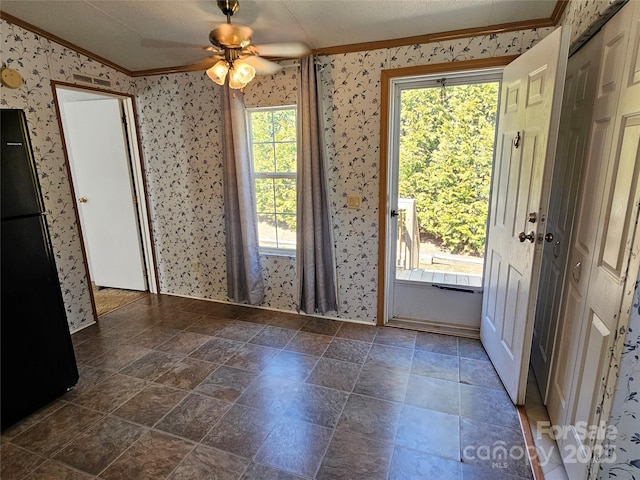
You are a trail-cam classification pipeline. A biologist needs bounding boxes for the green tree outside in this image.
[399,83,499,255]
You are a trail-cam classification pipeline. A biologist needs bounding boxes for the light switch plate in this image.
[346,194,361,209]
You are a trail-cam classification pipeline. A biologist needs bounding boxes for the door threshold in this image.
[388,317,480,339]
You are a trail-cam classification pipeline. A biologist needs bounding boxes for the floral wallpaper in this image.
[0,20,131,332]
[598,272,640,480]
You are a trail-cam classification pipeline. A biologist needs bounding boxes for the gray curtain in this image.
[222,89,265,305]
[297,56,338,314]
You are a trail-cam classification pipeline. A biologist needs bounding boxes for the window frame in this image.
[246,104,298,255]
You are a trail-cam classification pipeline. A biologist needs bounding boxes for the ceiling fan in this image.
[148,0,310,89]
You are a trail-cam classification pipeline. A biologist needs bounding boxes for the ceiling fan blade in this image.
[252,42,310,58]
[141,38,211,50]
[188,55,224,70]
[241,56,282,75]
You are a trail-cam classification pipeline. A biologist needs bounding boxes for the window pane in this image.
[251,111,274,143]
[274,178,296,215]
[273,109,296,142]
[276,214,296,249]
[257,213,278,249]
[255,178,275,214]
[275,142,297,172]
[253,143,275,173]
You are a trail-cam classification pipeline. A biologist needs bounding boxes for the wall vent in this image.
[72,72,112,89]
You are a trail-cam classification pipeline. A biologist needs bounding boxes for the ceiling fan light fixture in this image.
[207,59,229,85]
[233,62,255,84]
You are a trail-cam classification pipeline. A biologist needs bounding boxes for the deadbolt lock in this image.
[528,212,537,223]
[78,197,88,203]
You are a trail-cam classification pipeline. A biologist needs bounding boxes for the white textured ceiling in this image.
[0,0,558,72]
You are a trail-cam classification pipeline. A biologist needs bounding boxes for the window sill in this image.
[259,250,296,259]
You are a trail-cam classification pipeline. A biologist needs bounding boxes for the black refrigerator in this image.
[1,109,78,429]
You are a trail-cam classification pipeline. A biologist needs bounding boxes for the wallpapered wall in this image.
[0,21,134,331]
[1,0,638,471]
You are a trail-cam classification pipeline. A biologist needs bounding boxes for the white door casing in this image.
[547,2,640,477]
[62,98,148,291]
[531,29,603,403]
[481,27,570,404]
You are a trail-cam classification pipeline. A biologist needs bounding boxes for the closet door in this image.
[548,2,640,478]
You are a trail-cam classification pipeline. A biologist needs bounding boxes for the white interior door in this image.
[530,30,603,402]
[62,98,147,291]
[548,3,640,477]
[481,27,570,404]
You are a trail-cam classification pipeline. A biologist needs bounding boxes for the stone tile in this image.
[374,328,417,349]
[73,335,122,364]
[461,463,526,480]
[405,374,460,416]
[458,337,490,361]
[460,418,533,479]
[53,416,144,475]
[127,327,179,349]
[154,357,218,390]
[155,393,231,442]
[262,351,320,382]
[265,312,308,331]
[395,404,460,460]
[389,446,462,480]
[189,337,243,364]
[185,317,231,336]
[353,362,409,402]
[323,338,371,364]
[255,417,333,478]
[335,322,378,343]
[24,461,94,480]
[225,343,280,372]
[336,394,402,443]
[241,463,305,479]
[237,307,280,324]
[0,443,45,480]
[306,357,361,392]
[284,331,332,356]
[460,383,520,429]
[414,332,458,356]
[459,357,503,390]
[113,384,187,426]
[72,373,147,413]
[316,429,394,480]
[12,404,104,456]
[236,374,301,416]
[155,331,212,356]
[195,365,258,402]
[365,344,414,372]
[168,444,249,479]
[250,325,297,349]
[119,351,181,381]
[85,342,151,371]
[411,349,460,382]
[285,384,348,428]
[301,317,342,336]
[154,310,203,330]
[62,365,114,403]
[1,400,67,440]
[202,404,280,458]
[186,300,249,319]
[100,430,194,480]
[216,320,264,342]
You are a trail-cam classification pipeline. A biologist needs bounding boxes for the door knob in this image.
[518,231,535,243]
[545,233,554,242]
[78,197,88,203]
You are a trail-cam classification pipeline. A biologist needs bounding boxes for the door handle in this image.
[544,233,554,242]
[78,197,88,203]
[390,210,399,217]
[518,231,535,243]
[553,241,561,258]
[572,262,582,282]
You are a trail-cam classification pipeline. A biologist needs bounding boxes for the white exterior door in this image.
[548,2,640,477]
[530,30,603,402]
[481,27,570,404]
[62,98,147,291]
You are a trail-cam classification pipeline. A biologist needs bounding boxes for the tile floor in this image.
[1,294,533,479]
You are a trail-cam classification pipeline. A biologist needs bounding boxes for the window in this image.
[248,106,297,252]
